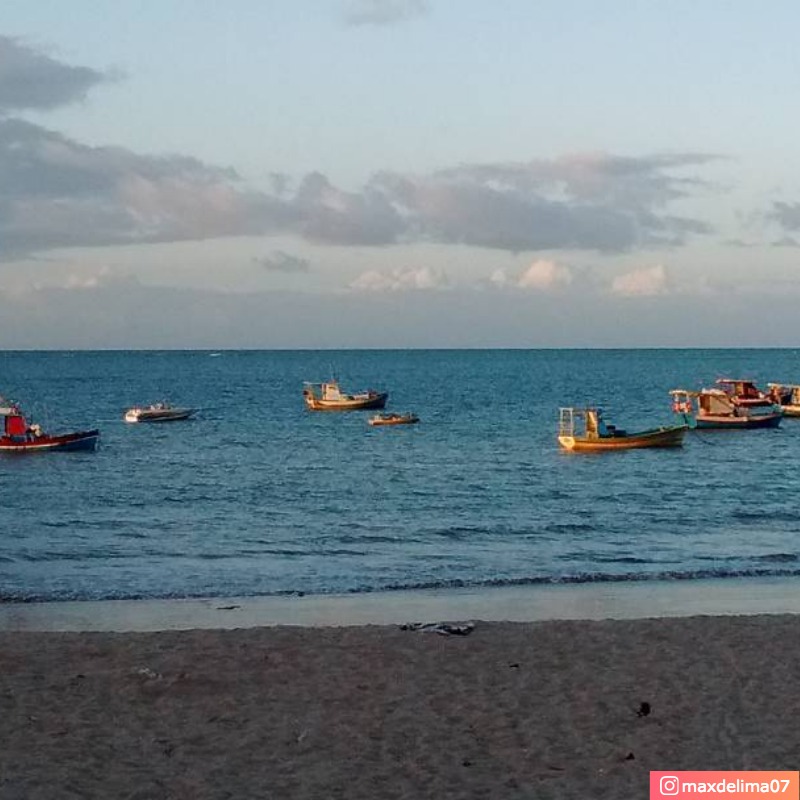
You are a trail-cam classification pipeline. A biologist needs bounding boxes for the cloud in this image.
[490,259,573,291]
[767,201,800,232]
[367,152,716,253]
[349,266,448,292]
[517,259,573,291]
[610,265,669,297]
[342,0,430,26]
[254,250,310,273]
[0,120,719,261]
[293,171,405,245]
[0,37,720,261]
[0,36,112,112]
[4,280,799,349]
[771,236,800,248]
[0,117,292,259]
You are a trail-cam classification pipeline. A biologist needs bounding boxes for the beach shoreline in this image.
[1,574,799,632]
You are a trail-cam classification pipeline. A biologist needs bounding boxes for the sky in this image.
[2,0,800,348]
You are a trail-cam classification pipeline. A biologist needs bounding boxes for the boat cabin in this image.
[303,382,346,402]
[714,378,773,407]
[1,403,31,441]
[559,407,622,439]
[700,391,735,415]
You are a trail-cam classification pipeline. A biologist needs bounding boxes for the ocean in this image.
[1,348,799,603]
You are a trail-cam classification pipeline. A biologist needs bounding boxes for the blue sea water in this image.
[1,348,800,603]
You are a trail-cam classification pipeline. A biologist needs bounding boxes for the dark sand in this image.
[2,614,799,799]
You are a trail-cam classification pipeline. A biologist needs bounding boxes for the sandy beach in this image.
[2,613,799,799]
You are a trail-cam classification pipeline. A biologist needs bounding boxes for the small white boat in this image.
[124,403,195,423]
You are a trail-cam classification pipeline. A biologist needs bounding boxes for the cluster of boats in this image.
[0,399,196,454]
[5,373,796,455]
[1,378,411,454]
[559,378,800,452]
[302,380,419,426]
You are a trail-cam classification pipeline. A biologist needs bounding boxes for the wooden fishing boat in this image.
[557,407,687,452]
[714,378,774,408]
[669,388,782,429]
[0,400,99,453]
[303,381,387,411]
[767,383,800,417]
[368,412,419,427]
[124,402,195,423]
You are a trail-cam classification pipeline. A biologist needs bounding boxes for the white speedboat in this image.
[124,403,195,423]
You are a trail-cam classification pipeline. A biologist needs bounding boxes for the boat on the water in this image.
[0,399,99,453]
[669,387,782,429]
[124,403,195,423]
[767,383,800,417]
[714,378,774,409]
[303,381,388,411]
[368,412,419,427]
[557,407,687,451]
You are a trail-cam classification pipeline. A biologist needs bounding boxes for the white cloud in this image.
[349,266,448,292]
[32,266,139,292]
[610,264,669,297]
[488,260,572,291]
[517,259,573,291]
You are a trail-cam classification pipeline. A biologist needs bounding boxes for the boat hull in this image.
[125,408,195,423]
[0,429,100,453]
[688,412,783,429]
[368,414,419,426]
[305,393,388,411]
[558,425,688,451]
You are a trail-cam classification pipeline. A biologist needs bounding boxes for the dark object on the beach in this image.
[462,760,472,767]
[399,622,475,636]
[637,701,651,717]
[624,752,635,760]
[508,662,520,669]
[216,605,241,611]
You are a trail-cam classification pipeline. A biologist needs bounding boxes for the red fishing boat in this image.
[0,400,99,453]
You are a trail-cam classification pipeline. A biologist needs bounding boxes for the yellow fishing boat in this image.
[557,407,687,452]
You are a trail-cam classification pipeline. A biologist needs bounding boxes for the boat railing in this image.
[558,407,577,437]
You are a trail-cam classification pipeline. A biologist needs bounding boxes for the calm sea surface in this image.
[2,349,800,602]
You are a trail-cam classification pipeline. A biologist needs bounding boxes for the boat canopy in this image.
[715,379,763,398]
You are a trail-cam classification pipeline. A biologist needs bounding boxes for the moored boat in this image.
[0,400,99,453]
[557,407,687,451]
[669,388,782,429]
[368,412,419,427]
[767,383,800,417]
[303,381,387,411]
[714,378,774,408]
[124,403,195,423]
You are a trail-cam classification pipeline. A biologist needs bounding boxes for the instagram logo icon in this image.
[659,775,680,796]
